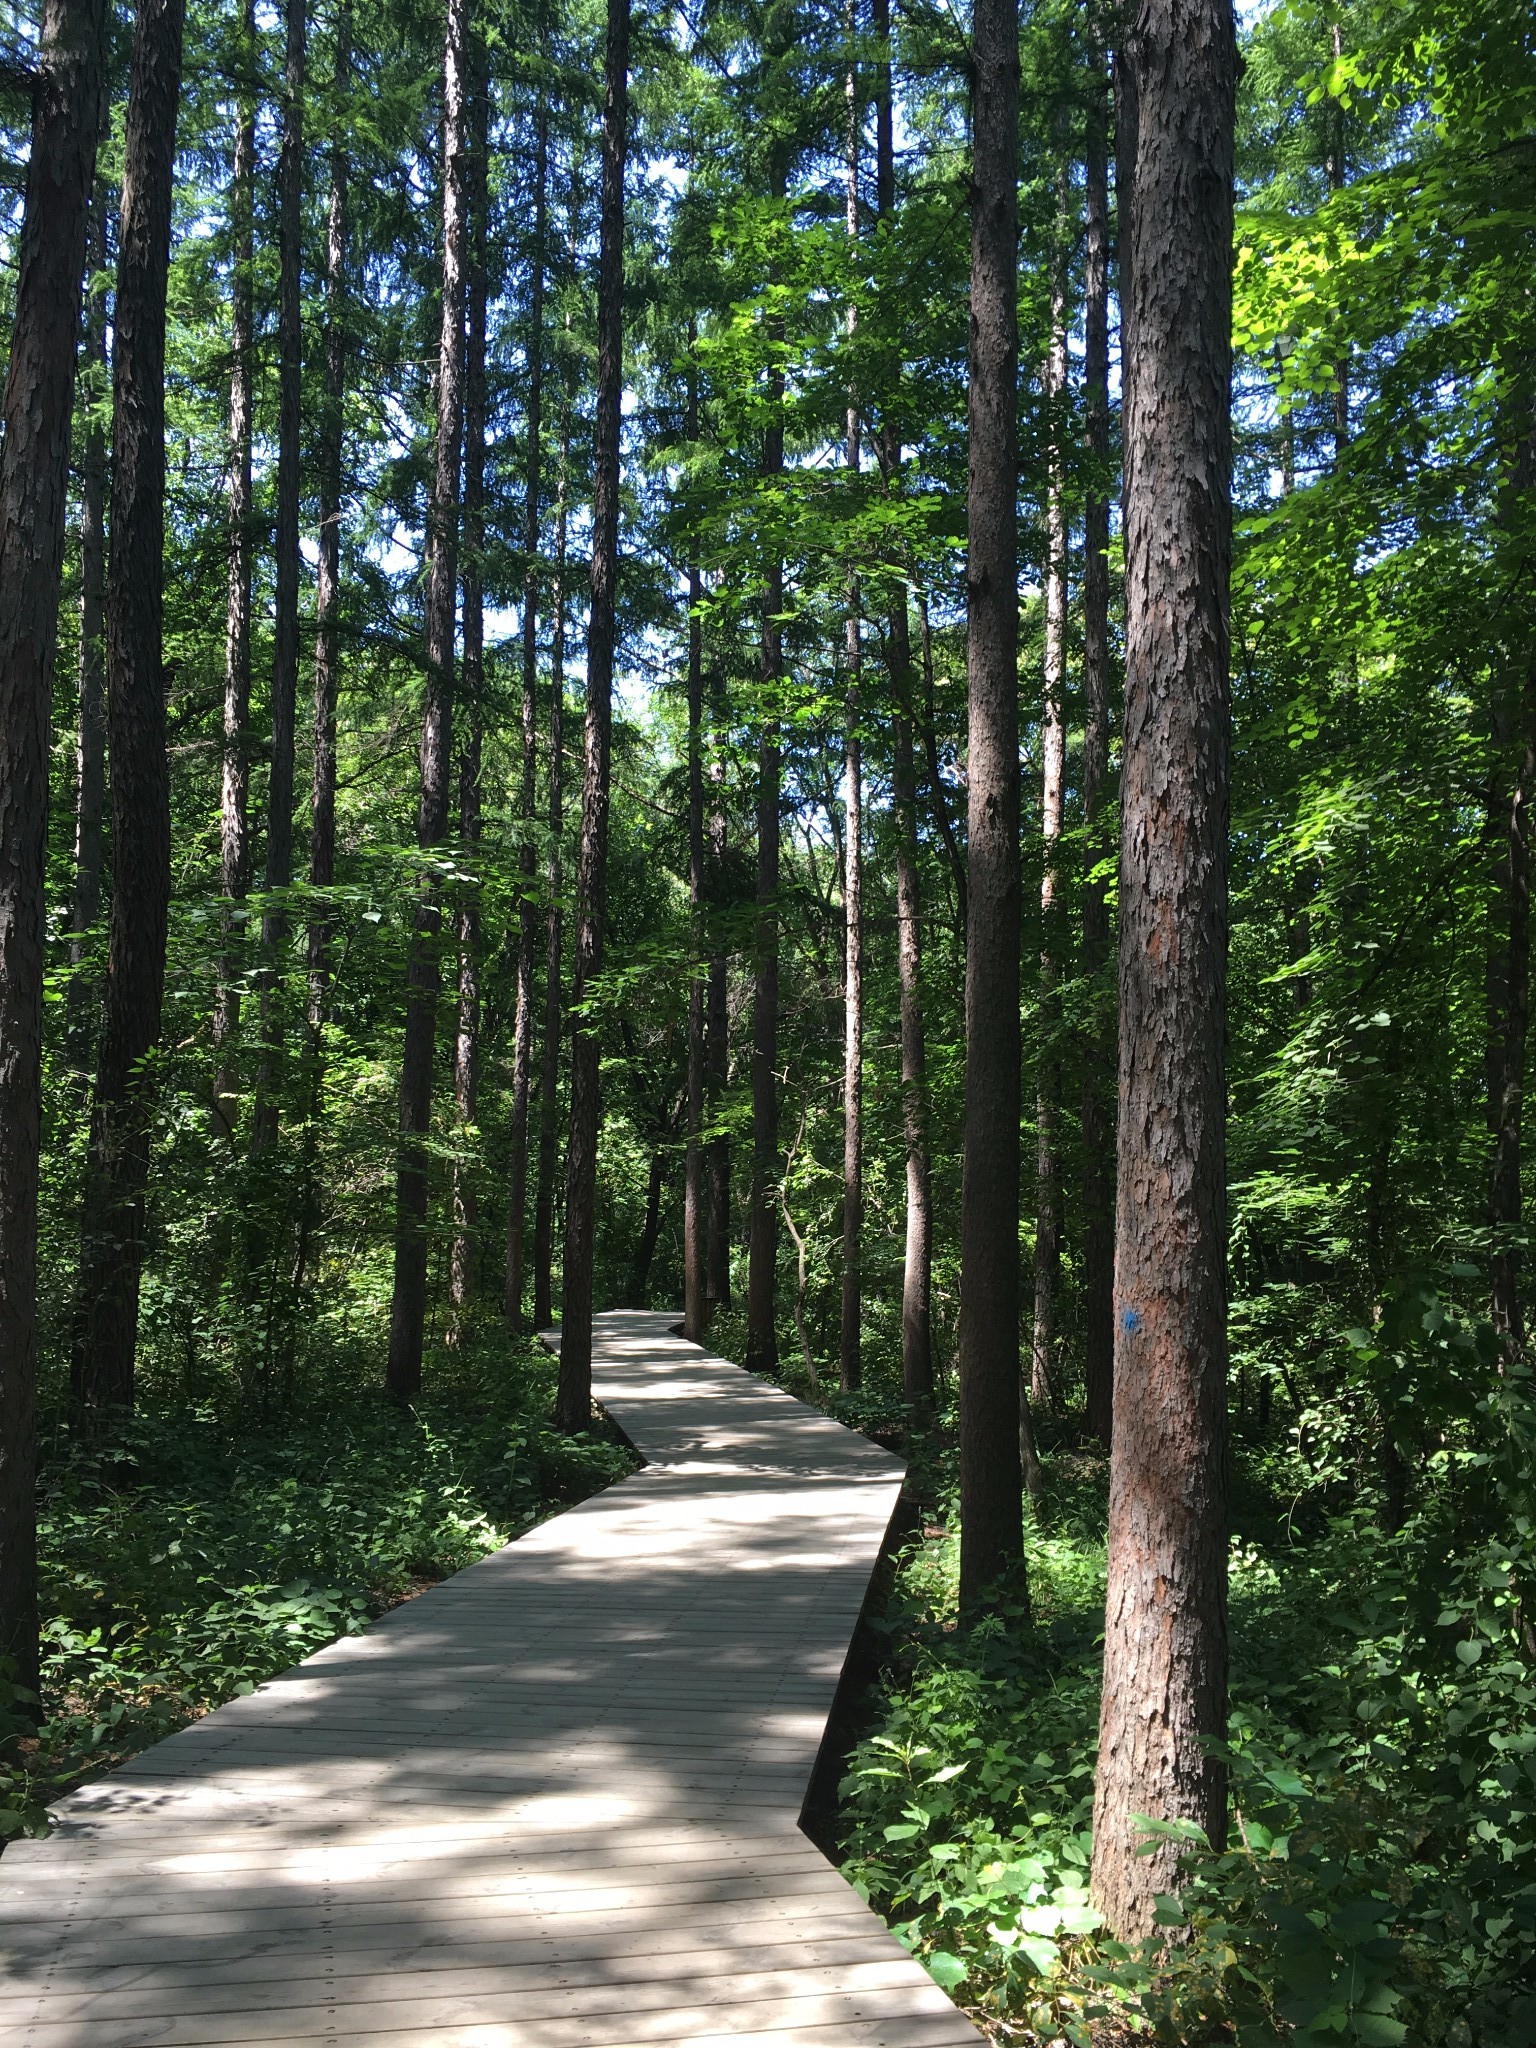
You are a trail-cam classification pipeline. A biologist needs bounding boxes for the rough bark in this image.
[1090,0,1235,1939]
[504,101,549,1328]
[450,49,488,1339]
[251,0,307,1155]
[72,0,185,1423]
[387,0,469,1400]
[957,0,1025,1613]
[532,413,570,1336]
[212,0,255,1138]
[0,0,107,1696]
[556,0,629,1431]
[1081,46,1115,1449]
[1030,174,1069,1421]
[66,168,110,1080]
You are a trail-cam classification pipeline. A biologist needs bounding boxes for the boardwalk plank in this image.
[0,1311,982,2046]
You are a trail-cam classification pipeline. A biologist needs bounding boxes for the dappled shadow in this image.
[0,1313,981,2046]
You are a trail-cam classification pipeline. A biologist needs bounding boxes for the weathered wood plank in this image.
[0,1311,981,2046]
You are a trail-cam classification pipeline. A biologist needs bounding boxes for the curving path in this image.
[0,1310,982,2046]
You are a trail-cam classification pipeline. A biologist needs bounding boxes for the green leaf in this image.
[925,1951,967,1990]
[1455,1638,1483,1666]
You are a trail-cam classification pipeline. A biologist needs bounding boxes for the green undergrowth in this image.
[835,1412,1536,2046]
[0,1335,635,1842]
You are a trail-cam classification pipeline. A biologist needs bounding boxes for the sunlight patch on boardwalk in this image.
[0,1311,982,2046]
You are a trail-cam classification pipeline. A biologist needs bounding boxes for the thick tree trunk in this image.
[532,417,570,1336]
[1030,181,1069,1420]
[387,0,468,1400]
[67,171,110,1080]
[1090,0,1235,1940]
[251,0,307,1155]
[1081,49,1115,1449]
[957,0,1025,1614]
[556,0,629,1431]
[0,0,107,1697]
[72,0,184,1423]
[504,103,549,1328]
[212,3,254,1138]
[450,49,488,1340]
[295,2,351,1295]
[682,365,708,1344]
[840,49,863,1394]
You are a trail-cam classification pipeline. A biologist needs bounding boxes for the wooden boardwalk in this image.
[0,1311,983,2046]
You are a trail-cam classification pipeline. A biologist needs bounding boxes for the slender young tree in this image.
[251,0,307,1155]
[1091,0,1236,1937]
[556,0,630,1430]
[1081,41,1115,1447]
[450,42,489,1338]
[682,354,709,1344]
[212,0,256,1138]
[305,3,351,1066]
[387,0,469,1399]
[532,404,570,1336]
[1030,174,1069,1417]
[839,14,864,1395]
[67,170,110,1079]
[956,0,1025,1612]
[0,0,108,1696]
[704,657,732,1313]
[72,0,186,1422]
[504,98,549,1326]
[1486,406,1536,1346]
[745,152,789,1381]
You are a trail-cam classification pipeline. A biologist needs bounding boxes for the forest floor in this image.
[0,1334,636,1838]
[780,1376,1533,2047]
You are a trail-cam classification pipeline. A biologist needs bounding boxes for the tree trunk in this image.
[957,0,1024,1614]
[1487,414,1536,1346]
[745,160,788,1381]
[294,2,351,1292]
[705,660,732,1311]
[1081,45,1115,1449]
[630,1143,667,1311]
[1030,173,1069,1421]
[251,0,306,1155]
[682,358,709,1344]
[873,0,932,1416]
[556,0,629,1431]
[387,0,469,1400]
[532,407,570,1336]
[917,589,967,939]
[1090,0,1235,1939]
[72,0,184,1423]
[840,40,863,1394]
[450,44,488,1341]
[67,167,110,1081]
[504,101,549,1328]
[212,0,254,1139]
[0,0,107,1697]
